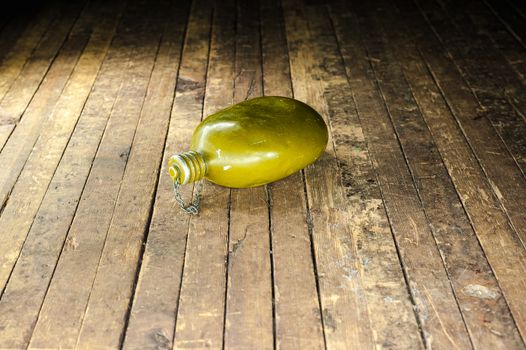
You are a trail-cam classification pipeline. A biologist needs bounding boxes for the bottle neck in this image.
[168,151,206,185]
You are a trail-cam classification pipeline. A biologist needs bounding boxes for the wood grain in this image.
[345,0,524,348]
[329,2,473,348]
[171,0,233,349]
[0,1,125,347]
[121,0,212,348]
[0,0,96,208]
[0,0,65,101]
[261,0,326,348]
[68,2,175,348]
[283,0,424,348]
[24,1,167,348]
[460,0,526,87]
[0,0,524,347]
[0,0,85,141]
[483,0,526,46]
[393,0,526,341]
[223,1,274,349]
[0,0,124,304]
[412,0,526,252]
[421,0,526,179]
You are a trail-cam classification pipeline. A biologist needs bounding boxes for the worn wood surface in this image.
[261,0,326,348]
[1,0,525,348]
[172,0,228,348]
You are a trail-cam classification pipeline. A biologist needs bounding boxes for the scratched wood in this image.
[435,0,526,177]
[0,1,126,345]
[327,2,472,348]
[260,0,326,348]
[122,0,212,348]
[458,0,526,88]
[0,0,63,100]
[483,0,526,46]
[408,0,526,251]
[302,2,425,349]
[0,0,85,150]
[170,1,232,349]
[73,3,184,348]
[223,1,274,349]
[0,9,55,148]
[419,0,526,180]
[339,1,524,348]
[394,0,526,342]
[0,0,526,347]
[0,0,126,316]
[283,0,424,348]
[0,0,94,208]
[22,1,164,348]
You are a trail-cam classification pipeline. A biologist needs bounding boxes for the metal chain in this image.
[172,179,204,215]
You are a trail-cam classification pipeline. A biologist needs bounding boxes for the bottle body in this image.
[169,96,328,188]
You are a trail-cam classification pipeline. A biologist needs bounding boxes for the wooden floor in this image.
[0,0,526,348]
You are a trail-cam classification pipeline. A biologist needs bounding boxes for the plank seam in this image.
[0,1,111,301]
[0,0,90,140]
[431,0,526,181]
[0,0,71,102]
[75,17,166,348]
[257,2,278,347]
[417,48,526,345]
[366,23,475,349]
[327,6,429,347]
[120,0,193,346]
[117,9,170,349]
[0,2,91,215]
[283,1,328,345]
[481,0,526,47]
[27,56,125,350]
[412,0,526,252]
[220,0,234,346]
[171,1,215,345]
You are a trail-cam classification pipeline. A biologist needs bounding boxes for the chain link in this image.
[172,179,204,215]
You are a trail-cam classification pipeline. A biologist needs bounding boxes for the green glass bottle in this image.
[168,96,328,189]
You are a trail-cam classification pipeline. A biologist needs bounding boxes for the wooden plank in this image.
[345,0,525,348]
[171,1,232,349]
[0,17,29,63]
[223,1,273,349]
[0,3,70,152]
[0,0,127,346]
[120,1,212,348]
[0,124,13,151]
[420,0,526,179]
[0,0,95,209]
[260,0,325,348]
[24,2,169,349]
[461,2,526,123]
[116,1,189,348]
[283,0,423,348]
[0,1,49,64]
[505,0,526,18]
[0,0,85,123]
[412,0,526,249]
[327,1,472,348]
[0,0,62,100]
[483,0,526,46]
[458,0,526,86]
[392,0,526,341]
[506,0,526,15]
[74,4,185,348]
[0,0,125,305]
